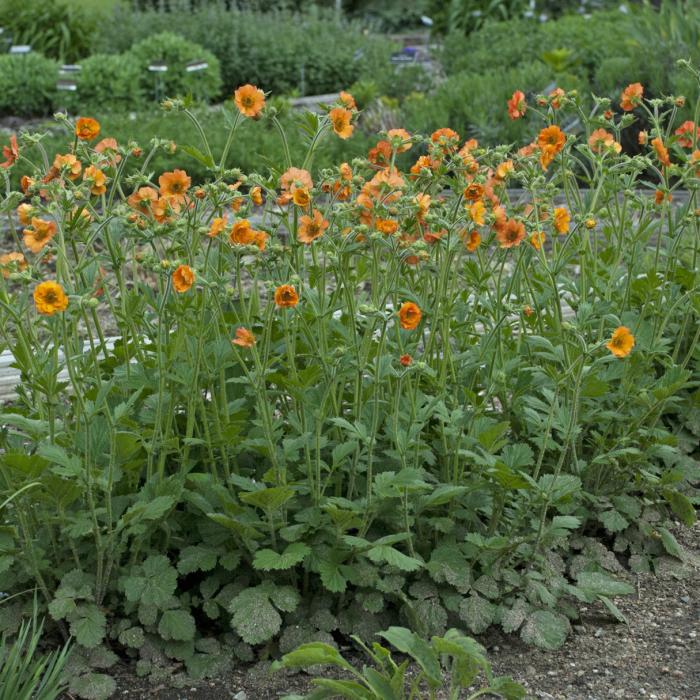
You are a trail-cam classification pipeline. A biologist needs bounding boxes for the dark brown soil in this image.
[90,523,699,700]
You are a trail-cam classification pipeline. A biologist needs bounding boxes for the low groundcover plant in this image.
[0,66,698,696]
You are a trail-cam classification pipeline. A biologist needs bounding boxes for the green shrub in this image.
[0,54,58,117]
[0,0,99,63]
[61,53,146,115]
[127,32,222,103]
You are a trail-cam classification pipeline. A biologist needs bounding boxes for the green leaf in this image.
[253,542,310,571]
[576,572,634,597]
[664,491,696,527]
[240,486,295,512]
[458,594,494,634]
[68,673,117,700]
[366,545,423,572]
[379,626,442,687]
[181,144,215,168]
[599,510,628,533]
[598,595,628,624]
[272,642,354,672]
[177,546,219,575]
[659,527,685,559]
[158,609,196,641]
[520,610,570,650]
[319,560,348,593]
[70,605,107,648]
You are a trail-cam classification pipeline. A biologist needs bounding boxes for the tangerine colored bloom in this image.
[654,189,672,205]
[292,187,311,208]
[329,107,354,139]
[151,196,180,224]
[23,217,57,253]
[651,137,671,167]
[463,182,484,201]
[495,160,514,181]
[415,193,431,220]
[549,87,565,109]
[588,128,621,154]
[275,284,299,308]
[430,128,460,150]
[537,125,566,170]
[208,216,228,238]
[75,117,100,141]
[606,326,635,358]
[250,186,263,206]
[620,83,643,111]
[94,137,121,165]
[53,153,82,180]
[84,165,107,196]
[159,169,191,202]
[0,251,26,278]
[469,200,485,226]
[410,154,437,178]
[465,230,481,252]
[399,353,412,367]
[230,219,256,246]
[234,84,265,118]
[638,130,648,145]
[553,207,570,235]
[675,121,699,148]
[298,209,329,244]
[1,134,18,168]
[128,186,158,212]
[387,128,412,152]
[496,218,526,248]
[252,230,268,251]
[398,301,422,330]
[523,305,534,317]
[280,167,313,194]
[339,90,357,110]
[172,264,194,293]
[34,281,68,315]
[17,203,34,226]
[368,140,392,167]
[376,218,398,235]
[530,231,546,250]
[507,90,527,120]
[232,327,256,348]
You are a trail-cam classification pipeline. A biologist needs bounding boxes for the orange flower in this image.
[250,186,263,206]
[495,160,514,181]
[0,251,26,278]
[23,217,57,253]
[468,200,485,226]
[280,167,313,195]
[1,134,18,168]
[430,128,460,152]
[507,90,527,120]
[398,301,422,330]
[172,264,194,293]
[368,140,392,167]
[588,128,621,154]
[675,121,699,148]
[496,218,526,248]
[638,130,648,145]
[375,218,398,235]
[654,189,672,205]
[292,187,311,208]
[84,165,107,196]
[537,125,566,170]
[410,154,437,178]
[465,230,481,252]
[229,219,256,246]
[128,187,158,212]
[17,203,34,226]
[208,216,228,238]
[549,87,565,109]
[387,128,412,152]
[75,117,100,141]
[152,196,181,224]
[399,353,412,367]
[329,107,353,139]
[620,83,643,111]
[530,231,546,250]
[463,182,484,201]
[651,137,671,167]
[298,209,328,244]
[234,84,265,118]
[34,281,68,315]
[553,207,570,235]
[159,169,191,203]
[275,284,299,308]
[53,153,82,180]
[232,327,256,347]
[339,90,357,110]
[94,137,121,165]
[606,326,635,358]
[415,193,431,221]
[252,230,268,251]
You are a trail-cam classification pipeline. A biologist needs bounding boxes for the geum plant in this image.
[0,65,698,691]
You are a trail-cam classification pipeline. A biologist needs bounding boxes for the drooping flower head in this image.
[232,327,256,348]
[0,251,26,278]
[172,264,195,293]
[537,125,566,170]
[620,83,643,111]
[507,90,527,120]
[329,107,354,140]
[553,207,570,235]
[1,134,19,168]
[84,165,107,196]
[675,121,700,149]
[651,137,671,167]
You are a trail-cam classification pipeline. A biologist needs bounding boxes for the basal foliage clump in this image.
[0,68,698,696]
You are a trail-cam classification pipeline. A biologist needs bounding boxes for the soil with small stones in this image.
[76,523,699,700]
